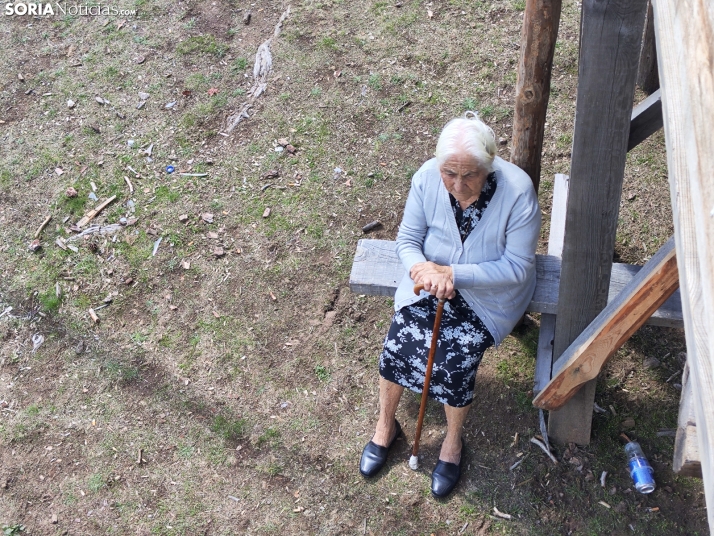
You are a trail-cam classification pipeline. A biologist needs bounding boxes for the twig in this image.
[666,369,682,383]
[509,453,529,471]
[34,215,52,238]
[124,176,134,193]
[493,506,512,520]
[620,432,631,443]
[77,195,117,228]
[152,237,162,256]
[539,409,551,454]
[530,437,558,464]
[600,471,607,487]
[88,308,99,324]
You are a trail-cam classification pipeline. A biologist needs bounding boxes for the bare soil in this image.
[0,0,706,534]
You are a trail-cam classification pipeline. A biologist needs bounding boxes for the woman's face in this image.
[439,153,489,204]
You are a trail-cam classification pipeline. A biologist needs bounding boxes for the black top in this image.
[448,172,497,242]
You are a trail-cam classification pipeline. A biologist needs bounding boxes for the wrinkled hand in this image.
[410,261,455,300]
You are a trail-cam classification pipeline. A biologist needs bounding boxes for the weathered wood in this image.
[637,0,659,94]
[533,237,679,410]
[511,0,563,191]
[535,314,556,395]
[653,0,714,527]
[548,0,648,445]
[627,89,662,151]
[349,239,684,327]
[674,362,702,478]
[535,173,569,394]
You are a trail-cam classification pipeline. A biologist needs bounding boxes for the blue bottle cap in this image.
[166,165,175,173]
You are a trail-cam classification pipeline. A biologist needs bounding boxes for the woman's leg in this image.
[440,403,471,463]
[372,377,404,446]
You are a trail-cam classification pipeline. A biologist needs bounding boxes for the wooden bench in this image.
[349,239,684,328]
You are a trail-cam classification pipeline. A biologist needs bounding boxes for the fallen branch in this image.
[530,437,558,464]
[124,175,134,194]
[34,215,52,238]
[493,506,512,520]
[225,6,291,132]
[77,195,116,228]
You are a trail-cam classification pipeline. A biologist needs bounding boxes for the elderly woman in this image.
[359,112,541,497]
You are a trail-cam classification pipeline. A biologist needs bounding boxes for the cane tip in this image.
[409,455,419,470]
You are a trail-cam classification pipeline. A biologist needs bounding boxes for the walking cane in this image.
[409,284,447,471]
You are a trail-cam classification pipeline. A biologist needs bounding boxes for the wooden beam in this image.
[674,362,702,478]
[533,237,679,410]
[510,0,562,191]
[636,0,659,95]
[548,0,648,445]
[535,173,569,394]
[627,89,663,151]
[349,239,684,328]
[652,0,714,527]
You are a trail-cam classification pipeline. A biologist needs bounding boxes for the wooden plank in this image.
[548,0,648,445]
[535,173,569,395]
[349,239,684,327]
[652,0,714,527]
[627,89,662,151]
[636,0,659,94]
[674,362,702,478]
[535,314,556,395]
[533,237,679,410]
[511,0,563,191]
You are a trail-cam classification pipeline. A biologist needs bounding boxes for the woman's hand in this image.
[410,262,456,300]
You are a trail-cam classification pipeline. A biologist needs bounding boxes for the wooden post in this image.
[548,0,648,445]
[511,0,563,192]
[652,0,714,528]
[637,1,659,95]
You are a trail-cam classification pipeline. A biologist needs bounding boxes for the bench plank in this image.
[349,239,683,328]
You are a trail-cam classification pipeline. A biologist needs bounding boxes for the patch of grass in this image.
[318,36,337,49]
[105,359,140,382]
[25,404,40,416]
[154,185,180,203]
[211,414,247,441]
[232,57,248,72]
[88,473,105,492]
[461,97,478,111]
[368,73,382,91]
[38,289,61,313]
[175,35,228,57]
[314,364,330,382]
[513,0,526,11]
[2,525,26,536]
[256,427,280,447]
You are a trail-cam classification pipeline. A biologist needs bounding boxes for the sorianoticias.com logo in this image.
[3,3,137,16]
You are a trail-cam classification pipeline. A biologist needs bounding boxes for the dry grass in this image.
[0,0,704,534]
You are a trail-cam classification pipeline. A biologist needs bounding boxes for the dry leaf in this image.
[212,311,221,318]
[270,291,277,301]
[181,260,190,269]
[202,213,214,223]
[207,87,219,96]
[207,231,219,239]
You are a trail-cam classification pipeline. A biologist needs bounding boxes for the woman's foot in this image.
[432,436,464,498]
[438,435,462,464]
[359,420,402,477]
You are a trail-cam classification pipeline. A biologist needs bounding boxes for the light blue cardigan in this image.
[394,156,541,345]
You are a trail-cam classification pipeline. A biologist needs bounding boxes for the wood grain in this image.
[674,362,702,478]
[547,0,648,444]
[627,89,663,151]
[511,0,562,190]
[652,0,714,526]
[533,237,679,410]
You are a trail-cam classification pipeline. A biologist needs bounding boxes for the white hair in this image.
[434,111,497,172]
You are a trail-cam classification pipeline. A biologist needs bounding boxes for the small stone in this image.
[165,101,176,109]
[95,96,105,105]
[67,99,76,109]
[119,217,128,225]
[138,91,150,100]
[201,213,214,223]
[66,187,78,198]
[277,138,289,147]
[207,231,219,239]
[28,239,41,252]
[643,357,661,369]
[178,214,189,222]
[621,417,636,429]
[136,101,145,110]
[627,192,636,201]
[213,247,225,257]
[286,144,296,154]
[499,137,508,145]
[243,10,251,24]
[262,207,271,218]
[75,340,85,355]
[51,513,58,524]
[124,277,134,285]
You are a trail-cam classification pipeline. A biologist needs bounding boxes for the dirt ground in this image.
[0,0,707,534]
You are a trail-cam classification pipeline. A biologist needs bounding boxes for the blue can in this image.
[625,442,656,493]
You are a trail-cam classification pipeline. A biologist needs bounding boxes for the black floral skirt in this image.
[379,292,494,408]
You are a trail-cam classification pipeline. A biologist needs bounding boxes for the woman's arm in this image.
[451,190,541,289]
[395,170,429,274]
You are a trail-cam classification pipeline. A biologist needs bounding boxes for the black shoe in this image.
[431,439,463,498]
[359,420,402,477]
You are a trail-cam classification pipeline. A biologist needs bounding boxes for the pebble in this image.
[643,357,661,369]
[67,99,76,109]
